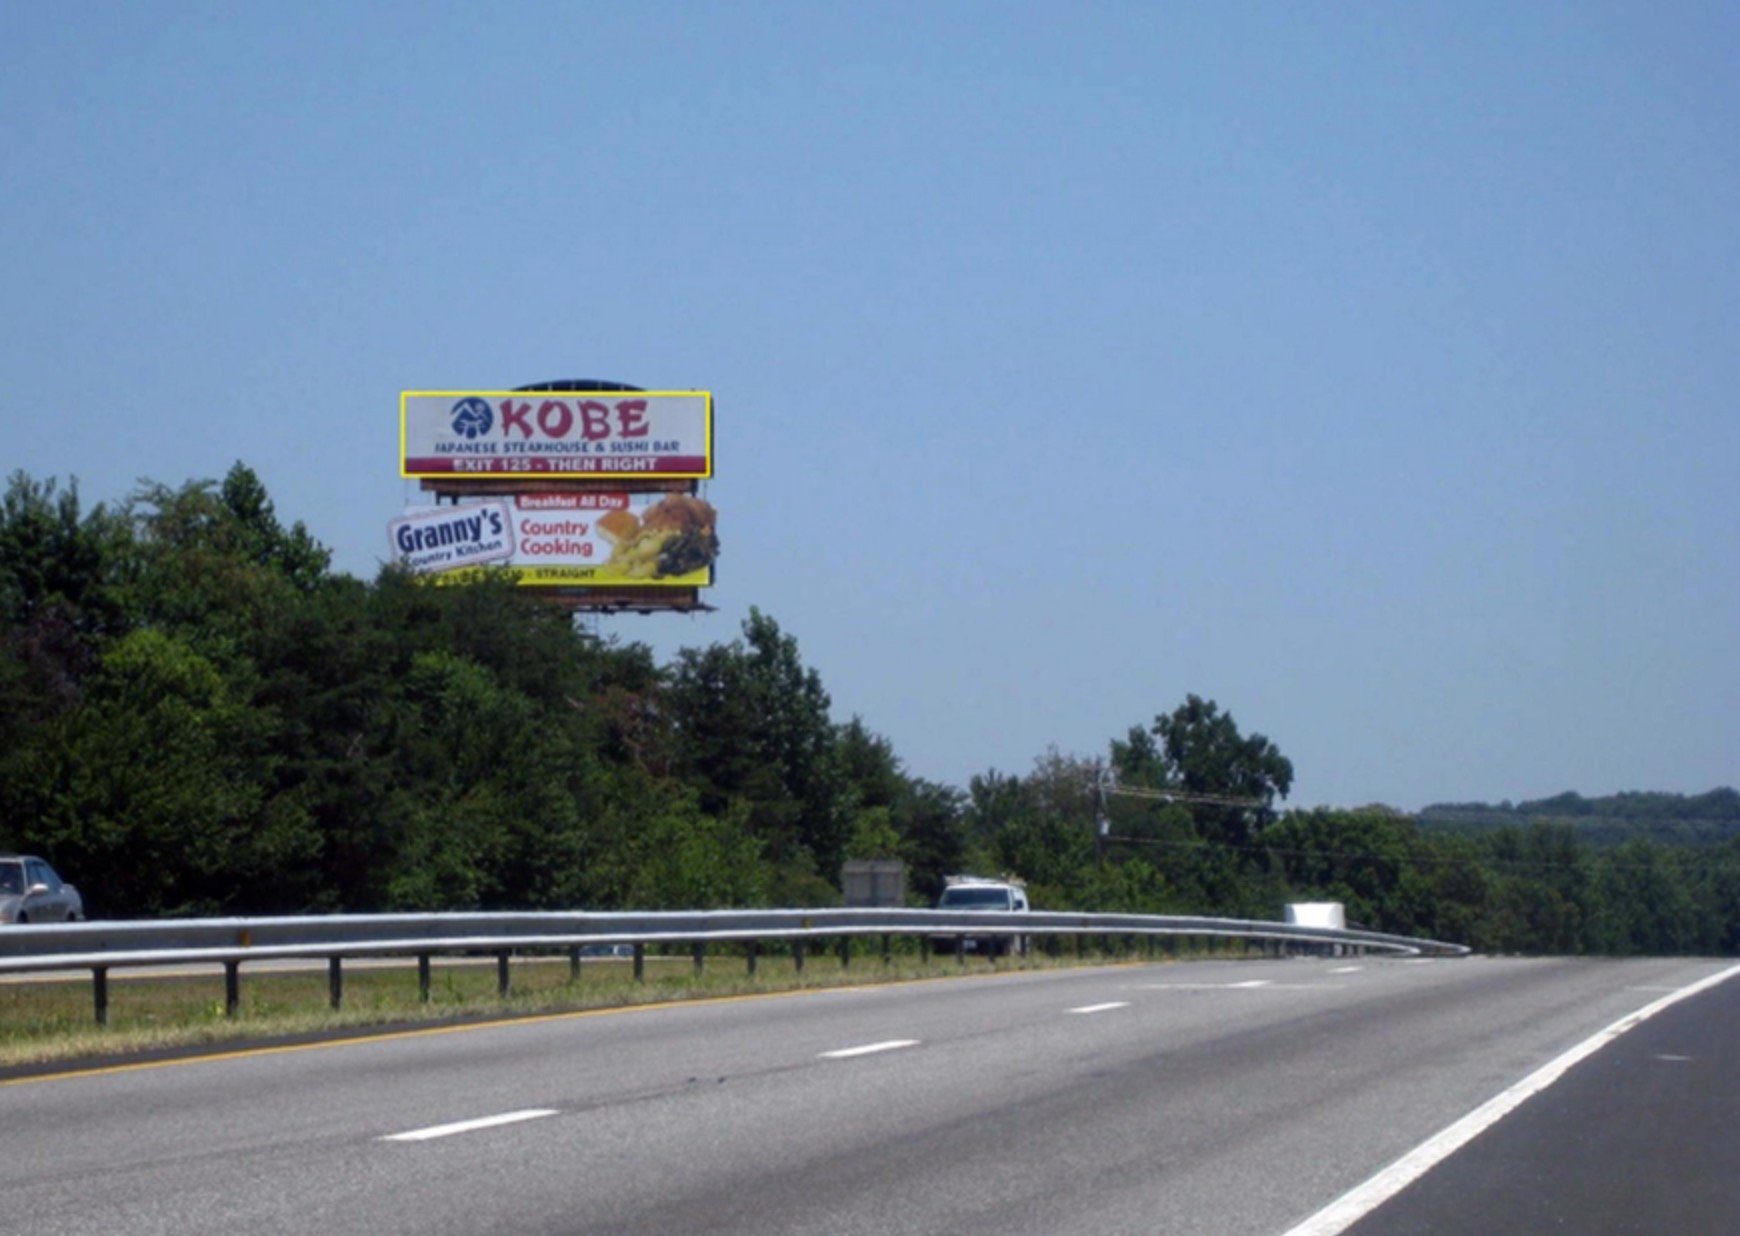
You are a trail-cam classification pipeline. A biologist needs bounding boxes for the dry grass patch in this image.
[0,947,1100,1071]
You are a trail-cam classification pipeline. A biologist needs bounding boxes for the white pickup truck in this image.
[932,875,1029,957]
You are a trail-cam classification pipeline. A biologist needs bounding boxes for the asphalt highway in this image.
[1340,963,1740,1234]
[2,955,1733,1235]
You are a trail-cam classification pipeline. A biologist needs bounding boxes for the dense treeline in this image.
[2,467,1736,955]
[1419,789,1740,848]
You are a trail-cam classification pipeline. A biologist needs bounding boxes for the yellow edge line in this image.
[0,962,1129,1088]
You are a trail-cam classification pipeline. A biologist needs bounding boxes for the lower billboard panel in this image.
[392,492,717,588]
[516,586,709,614]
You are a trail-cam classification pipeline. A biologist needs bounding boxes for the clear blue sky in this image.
[5,2,1735,811]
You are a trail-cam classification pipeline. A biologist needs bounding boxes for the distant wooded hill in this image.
[1418,789,1740,847]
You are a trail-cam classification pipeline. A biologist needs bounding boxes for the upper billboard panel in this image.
[401,390,712,478]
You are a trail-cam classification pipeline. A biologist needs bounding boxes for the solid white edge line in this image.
[1280,961,1740,1236]
[1067,1002,1131,1014]
[821,1039,919,1059]
[382,1108,559,1142]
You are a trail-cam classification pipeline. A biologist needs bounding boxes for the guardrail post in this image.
[224,961,241,1017]
[633,943,645,982]
[496,951,511,998]
[793,941,805,974]
[920,935,930,963]
[954,935,965,965]
[569,946,581,982]
[882,933,892,966]
[838,936,850,969]
[328,957,343,1010]
[418,954,432,1003]
[692,942,705,975]
[747,941,758,976]
[92,966,109,1027]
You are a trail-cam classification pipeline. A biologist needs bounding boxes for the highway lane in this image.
[1341,966,1740,1234]
[1,956,1732,1235]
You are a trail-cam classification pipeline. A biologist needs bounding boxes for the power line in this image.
[1095,832,1735,875]
[1100,777,1267,811]
[1091,769,1732,874]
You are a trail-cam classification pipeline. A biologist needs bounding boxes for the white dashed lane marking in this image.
[1067,1002,1130,1015]
[821,1040,919,1059]
[1139,980,1334,992]
[382,1109,559,1142]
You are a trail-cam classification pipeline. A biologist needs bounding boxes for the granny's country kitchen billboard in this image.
[390,492,718,587]
[401,390,712,478]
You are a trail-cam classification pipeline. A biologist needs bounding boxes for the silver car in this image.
[0,854,84,923]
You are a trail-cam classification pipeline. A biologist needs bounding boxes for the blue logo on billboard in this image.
[450,397,493,440]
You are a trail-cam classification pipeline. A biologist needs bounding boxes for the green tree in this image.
[27,629,280,916]
[1585,838,1702,955]
[1474,824,1589,953]
[894,778,968,903]
[216,463,331,591]
[837,717,905,814]
[1142,694,1293,840]
[973,751,1100,909]
[667,609,850,881]
[0,474,136,777]
[1413,830,1490,946]
[623,796,766,909]
[0,472,134,636]
[965,769,1026,855]
[1104,696,1294,916]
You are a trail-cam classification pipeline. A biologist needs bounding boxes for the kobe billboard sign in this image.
[401,390,712,478]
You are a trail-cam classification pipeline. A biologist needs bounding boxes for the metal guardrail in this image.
[0,908,1469,1025]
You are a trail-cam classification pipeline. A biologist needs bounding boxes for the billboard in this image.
[389,501,515,573]
[390,492,718,588]
[401,390,711,478]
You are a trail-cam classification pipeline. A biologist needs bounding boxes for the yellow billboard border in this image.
[400,390,714,480]
[429,565,713,589]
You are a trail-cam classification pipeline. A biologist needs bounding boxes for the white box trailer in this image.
[1284,902,1347,931]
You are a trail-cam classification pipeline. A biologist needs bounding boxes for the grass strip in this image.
[0,940,1243,1071]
